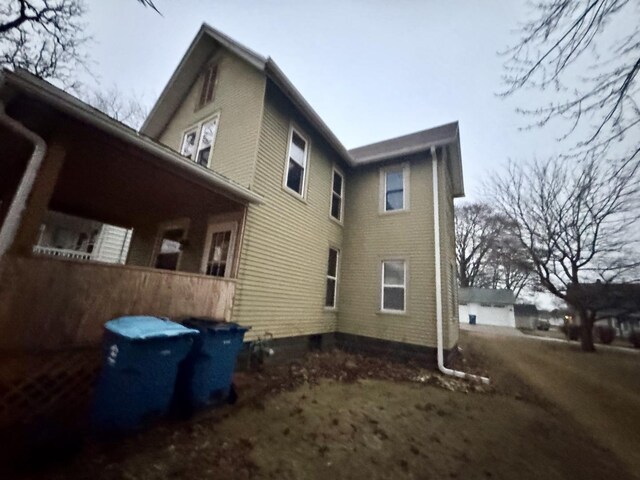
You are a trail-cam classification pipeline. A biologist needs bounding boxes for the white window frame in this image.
[282,124,310,199]
[325,247,340,309]
[381,259,407,313]
[379,163,410,214]
[200,220,238,278]
[179,113,221,169]
[151,218,190,270]
[329,166,345,224]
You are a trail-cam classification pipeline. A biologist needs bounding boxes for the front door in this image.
[201,221,237,278]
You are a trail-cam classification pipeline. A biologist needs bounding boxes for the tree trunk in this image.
[580,311,596,352]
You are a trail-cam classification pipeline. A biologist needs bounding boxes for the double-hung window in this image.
[382,165,408,212]
[381,260,406,312]
[180,115,220,168]
[330,168,344,222]
[284,128,309,196]
[325,248,340,308]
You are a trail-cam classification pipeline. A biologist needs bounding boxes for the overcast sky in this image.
[80,0,600,201]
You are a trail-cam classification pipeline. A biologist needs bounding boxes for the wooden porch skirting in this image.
[0,255,236,351]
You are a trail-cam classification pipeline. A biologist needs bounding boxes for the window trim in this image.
[179,112,221,169]
[329,166,345,224]
[200,220,238,278]
[380,259,407,314]
[282,124,311,200]
[325,247,340,309]
[379,163,410,214]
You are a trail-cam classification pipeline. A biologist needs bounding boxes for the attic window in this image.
[199,64,218,107]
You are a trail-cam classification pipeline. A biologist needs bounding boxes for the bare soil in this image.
[9,333,639,480]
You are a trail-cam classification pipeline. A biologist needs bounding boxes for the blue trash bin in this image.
[177,318,249,410]
[92,316,198,431]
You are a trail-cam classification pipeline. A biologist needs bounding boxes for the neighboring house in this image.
[0,24,463,364]
[459,288,516,328]
[566,283,640,339]
[514,304,539,330]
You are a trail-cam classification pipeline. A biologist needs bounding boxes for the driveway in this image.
[467,331,640,476]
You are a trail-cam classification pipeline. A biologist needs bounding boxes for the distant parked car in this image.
[536,320,550,331]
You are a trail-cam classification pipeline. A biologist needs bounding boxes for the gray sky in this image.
[80,0,607,200]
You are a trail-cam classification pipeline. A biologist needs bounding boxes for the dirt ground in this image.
[8,332,640,480]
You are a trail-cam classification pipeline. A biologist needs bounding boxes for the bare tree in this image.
[489,155,640,351]
[455,202,501,289]
[0,0,87,86]
[482,225,533,298]
[502,0,640,162]
[83,85,148,129]
[0,0,160,86]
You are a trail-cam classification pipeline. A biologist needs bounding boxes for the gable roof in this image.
[566,283,640,314]
[459,288,516,306]
[141,23,351,165]
[349,122,459,164]
[141,24,464,195]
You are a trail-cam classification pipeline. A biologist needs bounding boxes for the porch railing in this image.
[33,245,92,261]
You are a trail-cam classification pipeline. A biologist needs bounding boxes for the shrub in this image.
[595,326,615,345]
[562,324,581,341]
[629,331,640,349]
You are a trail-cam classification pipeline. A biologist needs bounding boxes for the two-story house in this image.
[0,24,462,371]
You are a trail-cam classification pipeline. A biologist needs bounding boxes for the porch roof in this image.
[0,69,263,206]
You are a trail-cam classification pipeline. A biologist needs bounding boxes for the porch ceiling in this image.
[49,120,244,227]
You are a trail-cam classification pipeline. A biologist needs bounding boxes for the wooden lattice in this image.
[0,348,102,427]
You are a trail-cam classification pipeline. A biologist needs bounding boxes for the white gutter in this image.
[431,146,489,384]
[0,101,47,257]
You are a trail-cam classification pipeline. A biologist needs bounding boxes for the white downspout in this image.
[431,146,489,384]
[0,100,48,257]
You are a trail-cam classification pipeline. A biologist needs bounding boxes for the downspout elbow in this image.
[0,100,48,257]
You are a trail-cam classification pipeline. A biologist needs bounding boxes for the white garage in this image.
[458,288,516,328]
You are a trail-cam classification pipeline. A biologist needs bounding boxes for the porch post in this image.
[8,141,66,256]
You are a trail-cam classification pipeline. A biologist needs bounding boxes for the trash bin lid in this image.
[105,316,199,340]
[182,318,249,333]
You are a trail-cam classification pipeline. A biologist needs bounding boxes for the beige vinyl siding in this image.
[439,147,459,349]
[158,50,266,188]
[338,154,438,348]
[92,225,131,264]
[232,84,345,340]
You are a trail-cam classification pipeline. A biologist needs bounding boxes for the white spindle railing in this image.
[33,245,92,261]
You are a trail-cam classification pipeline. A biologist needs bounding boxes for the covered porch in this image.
[0,70,261,352]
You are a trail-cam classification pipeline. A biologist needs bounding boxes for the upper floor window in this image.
[198,64,218,108]
[180,115,220,168]
[284,127,309,196]
[330,168,344,222]
[384,167,406,212]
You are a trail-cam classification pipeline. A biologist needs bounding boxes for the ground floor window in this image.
[381,260,406,312]
[325,248,340,308]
